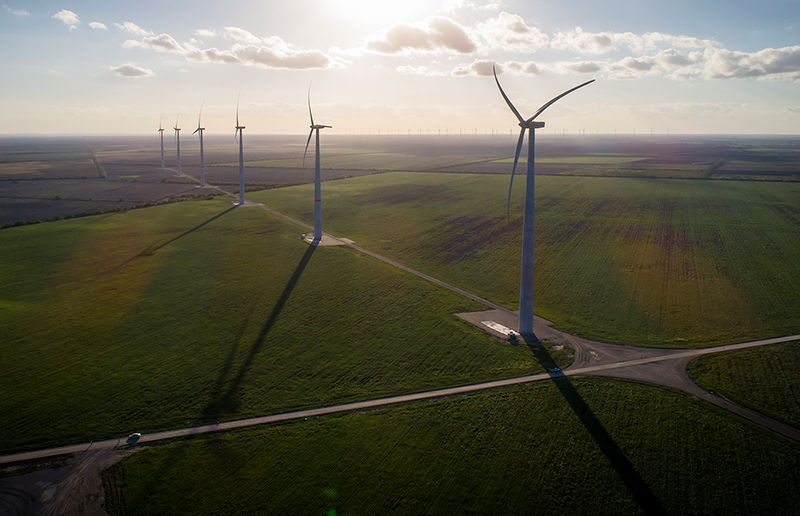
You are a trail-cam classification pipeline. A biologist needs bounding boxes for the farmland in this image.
[688,341,800,429]
[251,172,800,347]
[0,196,565,454]
[103,378,800,516]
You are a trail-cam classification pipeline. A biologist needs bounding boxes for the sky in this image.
[1,0,799,135]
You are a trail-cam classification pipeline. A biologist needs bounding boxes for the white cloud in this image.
[451,59,498,76]
[551,27,641,54]
[504,60,543,75]
[643,33,717,49]
[473,12,548,53]
[89,22,107,30]
[558,61,605,74]
[125,28,343,70]
[112,64,154,78]
[702,45,800,80]
[786,105,800,113]
[224,26,261,44]
[365,16,477,55]
[441,0,503,12]
[194,29,216,38]
[52,9,80,31]
[396,65,445,76]
[4,5,29,16]
[115,22,152,36]
[124,33,184,53]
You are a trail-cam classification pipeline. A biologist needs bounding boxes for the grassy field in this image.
[0,197,565,454]
[250,172,800,347]
[103,378,800,516]
[688,341,800,429]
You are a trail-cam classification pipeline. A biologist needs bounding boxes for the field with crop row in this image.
[0,197,562,453]
[251,172,800,347]
[104,378,800,516]
[688,341,800,429]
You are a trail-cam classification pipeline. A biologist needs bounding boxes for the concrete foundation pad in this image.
[301,234,353,246]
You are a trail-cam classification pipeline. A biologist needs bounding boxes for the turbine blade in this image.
[307,82,315,126]
[302,129,313,167]
[236,91,240,127]
[175,112,180,128]
[159,113,163,131]
[198,101,204,129]
[234,128,239,144]
[529,79,595,122]
[508,128,526,223]
[193,128,199,135]
[493,66,524,124]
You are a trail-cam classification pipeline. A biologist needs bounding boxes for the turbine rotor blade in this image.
[159,113,163,131]
[493,66,524,124]
[197,101,204,129]
[302,128,313,167]
[307,82,315,127]
[529,79,595,122]
[508,127,526,223]
[236,90,241,127]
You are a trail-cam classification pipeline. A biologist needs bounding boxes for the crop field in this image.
[688,341,800,429]
[104,378,800,516]
[251,172,800,347]
[0,197,573,454]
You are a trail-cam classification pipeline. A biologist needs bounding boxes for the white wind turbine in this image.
[494,66,594,336]
[234,94,245,206]
[174,113,182,177]
[303,83,332,243]
[158,114,165,169]
[193,102,206,188]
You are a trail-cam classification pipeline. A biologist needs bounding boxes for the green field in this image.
[250,172,800,347]
[688,341,800,429]
[0,197,562,453]
[104,378,800,516]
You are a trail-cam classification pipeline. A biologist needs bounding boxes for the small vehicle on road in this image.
[128,432,141,439]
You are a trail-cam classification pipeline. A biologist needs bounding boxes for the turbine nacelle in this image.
[520,121,545,129]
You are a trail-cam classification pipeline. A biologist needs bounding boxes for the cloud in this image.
[559,61,605,74]
[643,33,717,49]
[551,27,641,54]
[89,22,107,30]
[365,16,477,55]
[451,59,499,76]
[224,26,261,44]
[52,9,80,31]
[124,33,184,53]
[504,60,543,75]
[194,28,216,38]
[115,21,152,36]
[112,64,154,78]
[786,105,800,113]
[702,45,800,80]
[473,12,548,52]
[125,28,342,70]
[4,5,28,16]
[396,65,446,76]
[441,0,504,12]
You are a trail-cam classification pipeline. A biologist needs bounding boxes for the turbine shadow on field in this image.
[121,206,235,265]
[525,336,668,516]
[203,244,317,418]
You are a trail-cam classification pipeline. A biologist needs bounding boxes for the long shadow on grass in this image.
[203,244,317,419]
[525,336,667,516]
[118,206,235,266]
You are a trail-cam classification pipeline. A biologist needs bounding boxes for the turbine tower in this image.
[234,95,245,206]
[173,113,182,177]
[158,115,165,169]
[493,67,593,336]
[193,102,206,188]
[303,83,332,243]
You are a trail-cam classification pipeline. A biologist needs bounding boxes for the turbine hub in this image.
[521,121,546,129]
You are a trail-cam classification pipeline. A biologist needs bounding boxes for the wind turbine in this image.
[158,115,165,169]
[493,66,594,336]
[303,83,332,243]
[173,113,182,177]
[193,102,206,188]
[234,94,245,206]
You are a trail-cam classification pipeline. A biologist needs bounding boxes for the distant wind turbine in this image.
[158,114,165,169]
[193,102,206,188]
[173,113,182,176]
[493,66,594,336]
[303,83,332,243]
[234,94,245,206]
